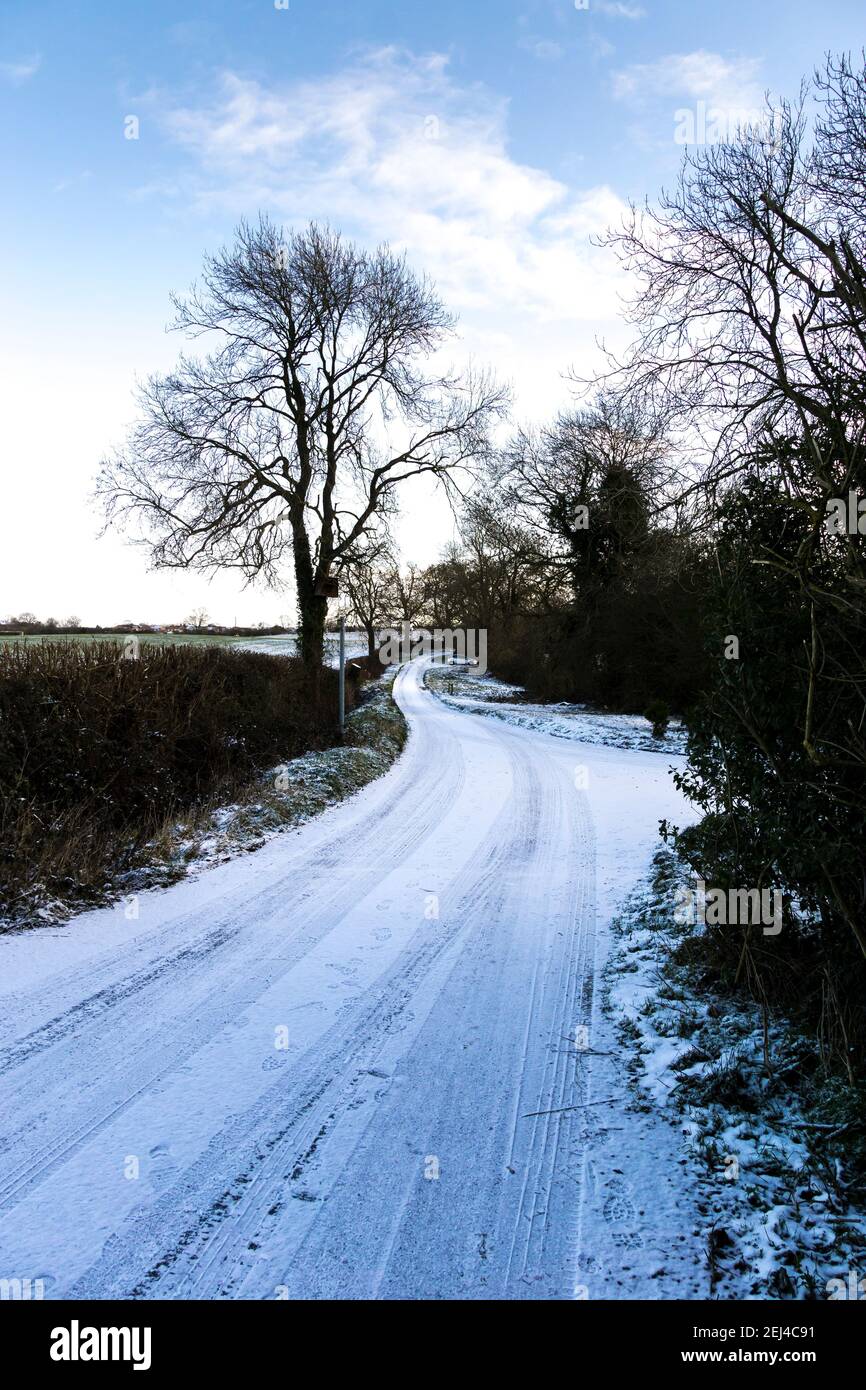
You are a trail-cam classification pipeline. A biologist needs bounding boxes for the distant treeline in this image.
[0,621,295,637]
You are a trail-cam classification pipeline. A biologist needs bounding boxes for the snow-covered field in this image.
[0,657,707,1299]
[237,631,369,666]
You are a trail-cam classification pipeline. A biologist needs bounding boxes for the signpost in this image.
[338,615,346,734]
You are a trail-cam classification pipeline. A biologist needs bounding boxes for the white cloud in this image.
[0,54,40,85]
[53,170,93,194]
[155,48,629,342]
[613,50,763,116]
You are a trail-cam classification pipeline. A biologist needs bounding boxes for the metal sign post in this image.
[338,615,346,733]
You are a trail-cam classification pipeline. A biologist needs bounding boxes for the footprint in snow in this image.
[149,1143,178,1187]
[602,1176,644,1249]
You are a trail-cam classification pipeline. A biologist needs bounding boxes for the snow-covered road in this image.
[0,659,703,1300]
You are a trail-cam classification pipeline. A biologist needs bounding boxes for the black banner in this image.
[4,1297,859,1375]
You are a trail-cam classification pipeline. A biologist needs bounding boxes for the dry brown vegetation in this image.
[0,639,356,924]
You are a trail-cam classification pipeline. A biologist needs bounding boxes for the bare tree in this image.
[389,562,428,627]
[494,392,675,602]
[596,69,866,511]
[344,552,398,662]
[419,548,473,630]
[99,219,507,671]
[596,54,866,955]
[457,495,559,626]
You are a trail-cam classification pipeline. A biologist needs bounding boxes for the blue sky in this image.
[2,0,864,624]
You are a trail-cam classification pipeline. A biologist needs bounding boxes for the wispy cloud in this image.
[134,48,632,422]
[0,54,41,86]
[613,50,763,114]
[594,2,646,19]
[53,170,94,195]
[519,37,564,61]
[152,47,629,345]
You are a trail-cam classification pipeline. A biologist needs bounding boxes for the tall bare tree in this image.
[389,563,427,627]
[99,218,506,670]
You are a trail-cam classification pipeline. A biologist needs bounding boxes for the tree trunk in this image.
[291,515,327,671]
[298,590,327,669]
[366,623,377,662]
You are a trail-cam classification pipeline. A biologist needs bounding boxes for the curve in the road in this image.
[0,659,679,1300]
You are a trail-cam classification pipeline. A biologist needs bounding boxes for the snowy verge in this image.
[424,667,686,754]
[606,848,866,1300]
[152,675,407,876]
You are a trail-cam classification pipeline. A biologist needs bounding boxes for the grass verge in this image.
[2,675,407,930]
[1,643,404,930]
[607,848,866,1299]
